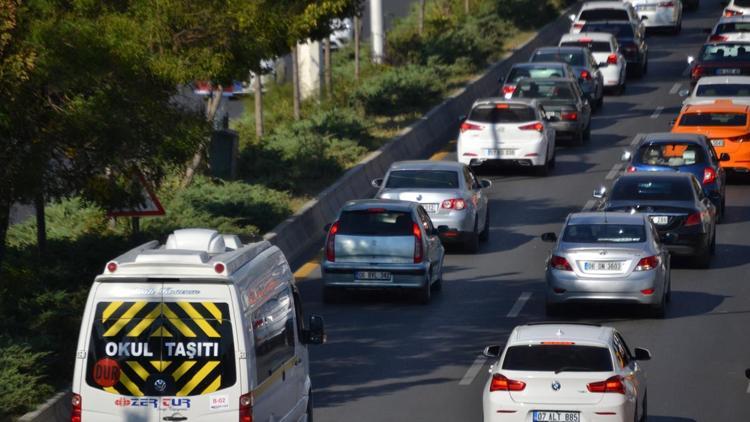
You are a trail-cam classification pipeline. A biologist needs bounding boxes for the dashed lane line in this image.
[650,106,664,119]
[606,163,624,181]
[669,83,681,95]
[582,199,597,212]
[631,133,645,146]
[459,356,487,386]
[507,292,532,318]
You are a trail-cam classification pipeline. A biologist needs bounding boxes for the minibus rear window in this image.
[85,301,236,396]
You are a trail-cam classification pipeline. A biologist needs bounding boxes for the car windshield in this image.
[532,51,585,66]
[579,9,629,22]
[502,345,613,372]
[563,224,646,243]
[716,22,750,34]
[695,83,750,96]
[698,44,750,62]
[513,81,576,100]
[581,22,634,38]
[636,143,706,167]
[611,179,694,201]
[678,112,747,126]
[469,105,536,123]
[385,170,460,189]
[507,66,566,83]
[338,210,414,236]
[560,40,611,53]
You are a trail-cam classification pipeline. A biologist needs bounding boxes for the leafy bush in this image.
[0,344,54,418]
[350,65,445,116]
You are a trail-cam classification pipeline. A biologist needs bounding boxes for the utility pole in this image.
[370,0,385,64]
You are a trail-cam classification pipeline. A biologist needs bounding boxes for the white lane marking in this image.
[582,199,597,211]
[631,133,645,146]
[651,106,664,119]
[507,292,532,318]
[747,381,750,394]
[669,83,681,95]
[459,356,487,385]
[606,163,624,180]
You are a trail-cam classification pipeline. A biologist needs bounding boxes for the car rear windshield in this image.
[385,170,460,189]
[696,83,750,96]
[611,179,694,201]
[338,210,414,236]
[734,0,750,7]
[563,224,646,243]
[636,143,706,166]
[507,66,566,83]
[86,301,236,397]
[502,345,613,372]
[469,105,536,123]
[532,51,585,66]
[678,112,747,126]
[581,22,634,38]
[560,41,611,53]
[716,22,750,34]
[579,9,629,22]
[698,44,750,62]
[513,81,576,100]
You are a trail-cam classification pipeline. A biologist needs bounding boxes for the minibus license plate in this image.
[356,271,392,281]
[534,411,580,422]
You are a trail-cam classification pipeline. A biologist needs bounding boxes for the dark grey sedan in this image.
[530,46,605,110]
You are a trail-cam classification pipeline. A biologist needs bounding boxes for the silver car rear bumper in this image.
[546,268,664,305]
[322,261,430,288]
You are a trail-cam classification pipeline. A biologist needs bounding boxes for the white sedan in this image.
[626,0,682,33]
[482,323,651,422]
[559,32,627,93]
[681,75,750,106]
[707,15,750,42]
[724,0,750,17]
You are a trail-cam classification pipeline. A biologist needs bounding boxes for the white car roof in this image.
[695,75,750,85]
[509,323,613,347]
[581,1,630,11]
[560,32,616,43]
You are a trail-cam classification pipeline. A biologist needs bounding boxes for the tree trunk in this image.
[254,72,264,139]
[418,0,426,36]
[354,15,361,81]
[0,199,9,272]
[34,192,46,255]
[464,0,469,14]
[323,38,332,99]
[292,44,301,121]
[181,86,223,188]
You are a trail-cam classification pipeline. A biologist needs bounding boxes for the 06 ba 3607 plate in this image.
[534,411,580,422]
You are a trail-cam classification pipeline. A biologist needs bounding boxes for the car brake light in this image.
[519,121,544,132]
[579,37,593,43]
[413,222,423,264]
[703,167,717,184]
[240,392,253,422]
[550,255,573,271]
[489,373,526,392]
[460,122,483,133]
[709,34,728,42]
[685,212,702,227]
[725,9,743,17]
[657,1,674,7]
[502,85,516,95]
[561,112,578,121]
[580,70,591,80]
[635,255,660,271]
[691,65,704,80]
[71,393,82,422]
[587,376,626,394]
[574,22,585,29]
[441,198,467,210]
[607,54,617,65]
[626,166,636,173]
[325,221,339,262]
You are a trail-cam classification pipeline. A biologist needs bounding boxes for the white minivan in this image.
[70,228,325,422]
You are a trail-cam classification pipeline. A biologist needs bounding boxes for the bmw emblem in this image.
[551,381,561,391]
[154,378,167,393]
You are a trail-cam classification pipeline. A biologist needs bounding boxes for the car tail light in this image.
[685,212,702,227]
[502,85,516,96]
[703,167,717,184]
[691,65,704,80]
[626,166,636,173]
[460,122,483,133]
[561,111,578,121]
[325,221,340,262]
[71,393,82,422]
[550,255,573,271]
[657,1,674,7]
[607,54,618,65]
[709,34,728,42]
[489,373,526,392]
[519,121,544,132]
[580,70,591,80]
[413,222,423,264]
[574,22,585,29]
[725,9,743,17]
[441,198,467,210]
[587,376,626,394]
[635,255,660,271]
[240,392,253,422]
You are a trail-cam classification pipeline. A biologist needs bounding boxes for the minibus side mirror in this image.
[304,314,326,345]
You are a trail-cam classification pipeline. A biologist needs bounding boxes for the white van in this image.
[70,228,325,422]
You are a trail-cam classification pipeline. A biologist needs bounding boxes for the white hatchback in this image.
[681,75,750,106]
[707,15,750,42]
[724,0,750,17]
[569,1,641,34]
[457,99,556,176]
[625,0,682,33]
[482,323,651,422]
[559,32,627,92]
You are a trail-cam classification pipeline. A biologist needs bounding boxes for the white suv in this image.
[482,323,651,422]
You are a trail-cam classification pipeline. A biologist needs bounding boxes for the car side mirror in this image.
[687,56,695,65]
[568,14,576,22]
[670,118,676,127]
[593,186,607,199]
[458,115,467,123]
[634,347,651,361]
[640,15,647,21]
[437,225,450,234]
[303,314,326,345]
[746,368,750,379]
[720,153,731,162]
[323,223,332,233]
[371,178,383,188]
[480,179,492,189]
[541,232,558,242]
[483,345,502,359]
[678,88,690,97]
[621,150,632,162]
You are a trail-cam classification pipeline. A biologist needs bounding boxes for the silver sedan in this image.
[541,212,671,317]
[372,160,491,253]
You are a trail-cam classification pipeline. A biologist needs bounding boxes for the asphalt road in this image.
[296,1,750,421]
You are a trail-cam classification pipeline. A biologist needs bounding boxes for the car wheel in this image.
[720,197,726,222]
[307,389,314,422]
[583,122,591,141]
[479,209,490,242]
[596,94,604,110]
[639,391,648,422]
[417,275,431,305]
[649,294,666,318]
[548,149,557,169]
[643,57,648,75]
[673,20,682,35]
[695,241,712,269]
[710,226,717,255]
[464,222,480,253]
[323,287,342,304]
[573,129,585,147]
[545,301,563,317]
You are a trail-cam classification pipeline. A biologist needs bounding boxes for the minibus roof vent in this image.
[165,229,226,253]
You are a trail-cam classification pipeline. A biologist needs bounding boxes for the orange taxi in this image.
[671,99,750,172]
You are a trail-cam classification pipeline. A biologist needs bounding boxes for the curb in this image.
[17,390,70,422]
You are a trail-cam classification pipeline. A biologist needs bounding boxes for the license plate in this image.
[355,271,392,281]
[484,148,516,157]
[636,5,656,10]
[423,203,438,213]
[711,139,724,147]
[583,261,623,271]
[717,68,741,75]
[534,411,580,422]
[650,215,669,225]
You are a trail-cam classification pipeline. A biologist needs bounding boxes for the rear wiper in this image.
[553,366,590,374]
